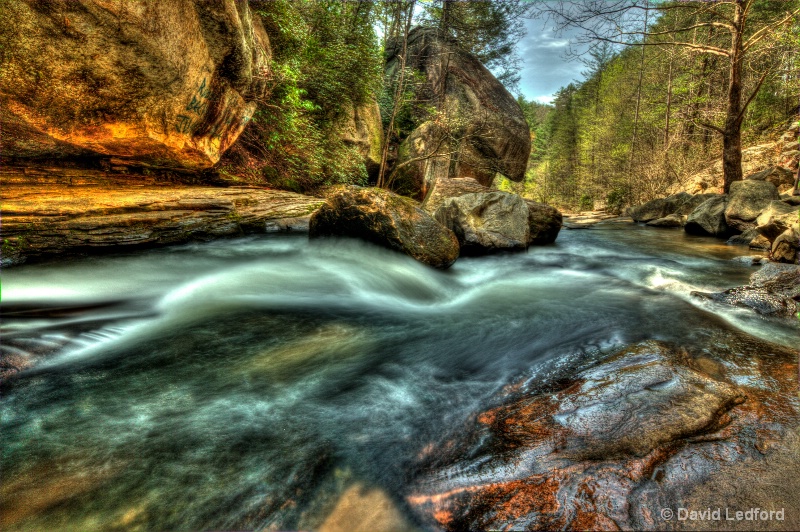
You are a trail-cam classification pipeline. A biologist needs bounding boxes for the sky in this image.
[517,17,587,104]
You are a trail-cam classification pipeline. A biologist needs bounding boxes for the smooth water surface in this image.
[2,223,797,530]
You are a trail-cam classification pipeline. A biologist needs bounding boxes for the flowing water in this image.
[1,223,798,530]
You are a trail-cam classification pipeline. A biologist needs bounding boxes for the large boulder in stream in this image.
[684,195,732,237]
[422,178,562,246]
[408,336,800,531]
[724,180,780,231]
[385,28,530,194]
[433,191,530,254]
[309,186,460,269]
[0,0,270,168]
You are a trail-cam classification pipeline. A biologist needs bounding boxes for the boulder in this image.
[771,224,799,264]
[783,195,800,206]
[628,192,718,223]
[746,166,796,191]
[309,186,459,269]
[755,201,798,241]
[750,234,772,251]
[524,200,562,245]
[0,0,270,169]
[646,214,684,228]
[684,196,731,237]
[433,191,529,254]
[693,263,800,317]
[385,28,530,194]
[725,180,780,231]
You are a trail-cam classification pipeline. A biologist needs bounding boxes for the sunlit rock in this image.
[0,0,270,168]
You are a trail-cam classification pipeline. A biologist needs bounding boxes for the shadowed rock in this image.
[309,186,460,269]
[524,200,562,245]
[628,193,718,223]
[684,196,732,237]
[646,214,684,228]
[771,224,799,264]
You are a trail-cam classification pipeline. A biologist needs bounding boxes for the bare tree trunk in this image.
[722,0,745,194]
[628,0,649,203]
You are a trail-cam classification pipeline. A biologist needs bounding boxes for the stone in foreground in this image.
[309,186,460,269]
[433,191,529,254]
[407,337,799,531]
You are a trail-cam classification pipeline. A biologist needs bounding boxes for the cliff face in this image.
[0,0,271,169]
[386,28,531,193]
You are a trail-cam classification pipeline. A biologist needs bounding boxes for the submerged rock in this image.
[684,195,731,237]
[407,338,799,531]
[433,191,529,254]
[0,0,270,168]
[725,180,780,231]
[309,186,460,269]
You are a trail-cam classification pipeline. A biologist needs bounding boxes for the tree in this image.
[422,0,533,90]
[534,0,800,193]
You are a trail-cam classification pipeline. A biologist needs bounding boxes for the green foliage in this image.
[520,0,800,210]
[420,0,531,90]
[237,0,382,191]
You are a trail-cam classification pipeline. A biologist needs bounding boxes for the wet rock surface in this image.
[309,186,460,269]
[407,337,800,531]
[692,263,800,318]
[1,168,324,267]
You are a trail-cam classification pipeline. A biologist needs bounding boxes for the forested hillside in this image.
[506,0,800,212]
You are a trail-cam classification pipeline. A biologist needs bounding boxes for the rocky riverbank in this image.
[1,166,324,267]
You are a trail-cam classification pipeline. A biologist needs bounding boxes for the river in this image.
[1,222,797,530]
